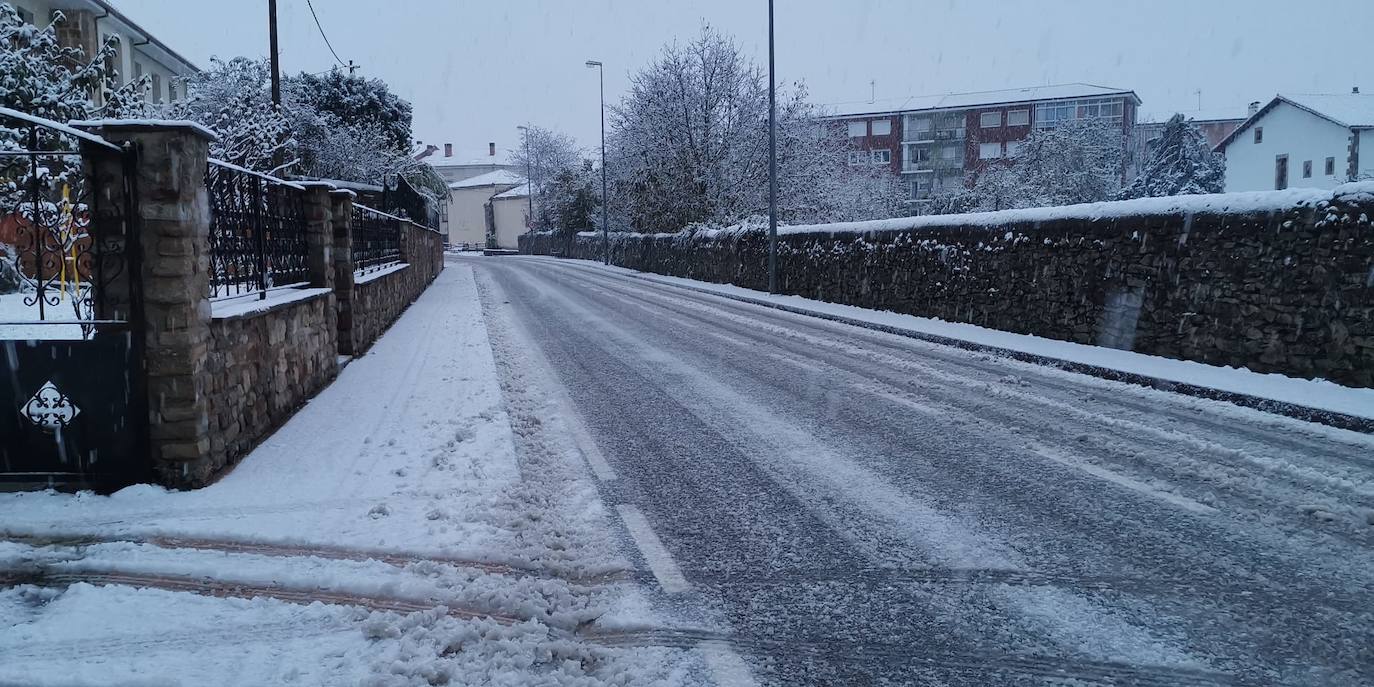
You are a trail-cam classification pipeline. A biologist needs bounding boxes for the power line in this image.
[304,0,347,70]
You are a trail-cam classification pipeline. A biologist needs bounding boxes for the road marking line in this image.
[615,504,690,594]
[863,387,943,416]
[699,640,759,687]
[574,427,617,482]
[1030,445,1218,515]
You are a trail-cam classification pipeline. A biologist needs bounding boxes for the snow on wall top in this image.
[448,169,525,190]
[568,182,1374,240]
[492,183,530,200]
[823,83,1139,119]
[1281,93,1374,128]
[69,118,219,141]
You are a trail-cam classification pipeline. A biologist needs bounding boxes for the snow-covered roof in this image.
[823,83,1141,119]
[420,146,513,167]
[492,183,530,200]
[448,170,525,190]
[1215,93,1374,151]
[1282,93,1374,128]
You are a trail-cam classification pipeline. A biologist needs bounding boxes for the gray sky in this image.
[118,0,1371,157]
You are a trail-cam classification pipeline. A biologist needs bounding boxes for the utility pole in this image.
[348,60,358,76]
[268,0,281,107]
[586,60,609,265]
[767,0,778,294]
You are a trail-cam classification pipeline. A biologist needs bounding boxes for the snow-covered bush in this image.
[1122,114,1225,198]
[969,118,1126,211]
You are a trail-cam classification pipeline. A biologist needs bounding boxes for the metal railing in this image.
[352,203,402,275]
[0,107,131,339]
[206,159,310,300]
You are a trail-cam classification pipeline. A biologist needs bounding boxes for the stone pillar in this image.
[331,190,358,356]
[85,122,215,487]
[300,183,335,291]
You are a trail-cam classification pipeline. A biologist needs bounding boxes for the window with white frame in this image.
[938,145,959,160]
[1007,109,1030,126]
[847,150,870,165]
[870,119,892,136]
[1005,140,1025,157]
[1034,98,1126,129]
[871,149,892,164]
[906,145,931,165]
[848,121,867,138]
[979,142,1002,159]
[979,111,1002,128]
[904,115,932,140]
[151,74,162,103]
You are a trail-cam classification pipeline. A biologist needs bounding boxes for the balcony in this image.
[901,128,965,145]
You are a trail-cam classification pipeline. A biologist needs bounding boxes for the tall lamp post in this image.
[585,60,609,265]
[516,125,534,229]
[767,0,778,293]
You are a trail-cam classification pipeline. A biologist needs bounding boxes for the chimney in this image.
[488,142,496,157]
[1354,86,1361,94]
[1248,101,1261,116]
[444,143,453,157]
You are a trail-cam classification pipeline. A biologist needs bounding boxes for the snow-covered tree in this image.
[970,118,1126,210]
[0,4,143,202]
[170,57,296,174]
[538,167,598,238]
[511,125,579,214]
[287,69,413,154]
[1122,114,1224,198]
[607,25,896,232]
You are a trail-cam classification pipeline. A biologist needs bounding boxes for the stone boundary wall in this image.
[522,184,1374,388]
[340,220,445,355]
[205,292,336,482]
[78,122,446,488]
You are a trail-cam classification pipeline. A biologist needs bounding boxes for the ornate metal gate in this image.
[0,108,148,490]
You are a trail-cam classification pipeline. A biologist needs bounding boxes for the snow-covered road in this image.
[475,255,1374,686]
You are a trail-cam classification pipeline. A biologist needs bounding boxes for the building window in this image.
[1325,157,1336,175]
[1254,127,1263,144]
[167,80,177,102]
[134,61,144,80]
[151,73,162,103]
[848,121,867,138]
[1034,98,1125,129]
[1007,109,1030,126]
[1303,160,1312,178]
[904,115,933,140]
[870,119,891,136]
[847,150,870,166]
[1006,140,1025,157]
[1275,154,1288,190]
[979,142,1002,159]
[15,6,34,23]
[871,149,892,164]
[938,145,959,160]
[980,111,1002,128]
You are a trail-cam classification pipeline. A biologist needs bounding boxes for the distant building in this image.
[822,83,1141,206]
[1215,90,1374,192]
[489,184,530,250]
[10,0,198,105]
[416,141,519,185]
[444,169,524,248]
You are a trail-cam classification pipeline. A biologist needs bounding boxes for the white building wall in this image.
[491,196,529,250]
[446,184,518,247]
[1223,101,1353,192]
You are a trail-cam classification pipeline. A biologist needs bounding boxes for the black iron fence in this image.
[352,203,402,275]
[206,159,310,300]
[0,107,133,339]
[383,173,439,231]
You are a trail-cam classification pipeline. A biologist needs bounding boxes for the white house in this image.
[10,0,198,105]
[416,142,518,186]
[489,184,530,251]
[1216,91,1374,192]
[444,169,524,248]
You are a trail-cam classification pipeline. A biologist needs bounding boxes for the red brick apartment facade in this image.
[827,84,1142,207]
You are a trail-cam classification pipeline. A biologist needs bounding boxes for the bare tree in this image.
[607,25,897,232]
[970,118,1126,210]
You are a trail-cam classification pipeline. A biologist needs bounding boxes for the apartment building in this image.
[9,0,198,105]
[826,83,1141,205]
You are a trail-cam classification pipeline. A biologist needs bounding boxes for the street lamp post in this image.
[586,60,609,266]
[767,0,778,293]
[516,125,534,229]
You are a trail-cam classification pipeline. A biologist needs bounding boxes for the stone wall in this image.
[522,184,1374,388]
[204,292,337,481]
[339,219,445,355]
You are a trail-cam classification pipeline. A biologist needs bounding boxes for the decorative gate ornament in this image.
[21,380,81,430]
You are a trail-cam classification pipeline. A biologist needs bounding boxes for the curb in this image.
[543,258,1373,435]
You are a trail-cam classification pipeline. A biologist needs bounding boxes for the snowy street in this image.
[474,255,1374,686]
